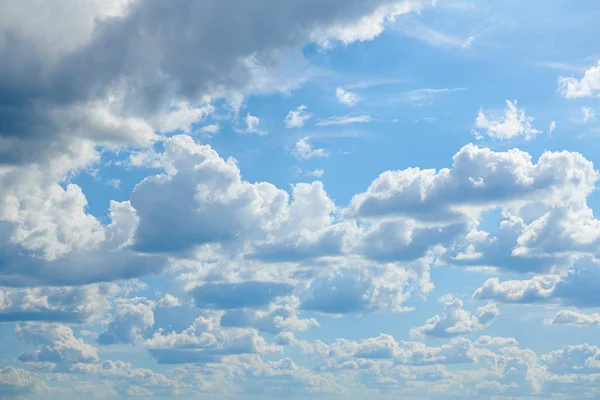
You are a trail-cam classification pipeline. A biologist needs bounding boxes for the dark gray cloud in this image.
[0,0,426,165]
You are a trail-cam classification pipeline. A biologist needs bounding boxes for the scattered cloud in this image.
[559,61,600,98]
[474,100,541,140]
[582,106,596,123]
[292,137,328,160]
[284,105,312,128]
[316,115,371,126]
[336,87,360,106]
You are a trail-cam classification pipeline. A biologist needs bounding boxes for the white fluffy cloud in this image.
[558,61,600,98]
[411,297,499,338]
[474,100,541,140]
[548,309,600,327]
[98,297,156,345]
[292,137,328,160]
[335,87,360,106]
[284,105,312,128]
[15,323,99,364]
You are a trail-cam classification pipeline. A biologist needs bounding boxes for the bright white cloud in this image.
[559,61,600,98]
[284,105,312,128]
[292,137,328,160]
[335,87,360,106]
[474,100,541,140]
[411,297,499,338]
[548,309,600,327]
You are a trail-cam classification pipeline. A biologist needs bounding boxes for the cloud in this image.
[316,115,371,126]
[98,297,156,345]
[473,335,519,347]
[300,265,414,314]
[474,100,541,140]
[306,169,325,177]
[542,344,600,374]
[190,281,294,310]
[336,87,360,106]
[292,137,328,160]
[346,143,596,224]
[145,316,280,364]
[0,283,121,323]
[581,106,596,123]
[0,366,36,397]
[410,297,499,338]
[473,258,600,307]
[16,323,99,364]
[240,113,267,135]
[130,135,335,255]
[0,0,429,165]
[547,310,600,327]
[549,120,557,133]
[558,61,600,98]
[198,123,220,134]
[284,105,312,128]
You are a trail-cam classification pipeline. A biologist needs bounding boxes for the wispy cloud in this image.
[390,88,466,103]
[316,115,371,126]
[394,18,474,49]
[343,79,406,90]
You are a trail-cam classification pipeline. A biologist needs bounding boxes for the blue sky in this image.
[2,0,600,399]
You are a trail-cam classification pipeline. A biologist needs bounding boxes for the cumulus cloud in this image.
[0,366,37,397]
[190,281,294,310]
[145,316,280,364]
[474,100,541,140]
[292,137,328,160]
[547,309,600,327]
[473,258,600,307]
[284,105,312,128]
[336,87,360,106]
[558,61,600,98]
[410,297,499,338]
[300,265,415,314]
[98,297,156,345]
[15,323,99,364]
[130,135,336,255]
[346,143,596,224]
[0,283,121,323]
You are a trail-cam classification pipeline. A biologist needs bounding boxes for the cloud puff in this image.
[336,87,360,106]
[473,257,600,307]
[131,135,336,255]
[474,100,541,141]
[346,143,596,223]
[0,366,37,398]
[292,137,328,160]
[15,323,99,364]
[558,61,600,98]
[411,297,499,338]
[145,316,280,364]
[300,265,414,314]
[98,297,156,345]
[547,309,600,327]
[284,105,312,128]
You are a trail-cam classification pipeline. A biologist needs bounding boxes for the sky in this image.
[2,0,600,399]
